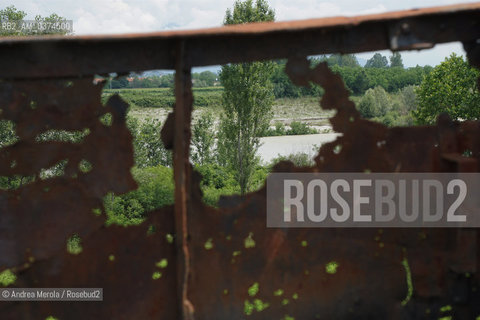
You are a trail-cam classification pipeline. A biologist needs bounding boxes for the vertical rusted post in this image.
[174,40,195,320]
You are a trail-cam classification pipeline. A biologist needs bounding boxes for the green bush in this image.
[260,122,286,137]
[261,121,317,136]
[0,269,16,287]
[104,165,174,226]
[399,85,418,113]
[270,152,314,167]
[130,118,172,168]
[191,112,216,165]
[287,121,318,135]
[357,85,417,127]
[358,86,391,119]
[102,87,223,109]
[195,164,240,207]
[195,163,269,206]
[103,88,175,108]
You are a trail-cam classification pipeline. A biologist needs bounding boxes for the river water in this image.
[258,133,341,164]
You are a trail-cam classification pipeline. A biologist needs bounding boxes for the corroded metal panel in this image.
[186,61,480,319]
[0,3,479,319]
[0,3,478,78]
[0,78,136,270]
[1,210,178,319]
[0,78,178,319]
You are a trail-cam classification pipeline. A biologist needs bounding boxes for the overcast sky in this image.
[3,0,478,67]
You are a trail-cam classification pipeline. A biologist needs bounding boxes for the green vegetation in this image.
[270,152,315,167]
[390,52,404,68]
[401,256,413,306]
[217,0,276,195]
[66,234,83,255]
[329,63,431,95]
[195,163,269,207]
[365,53,389,68]
[262,121,318,136]
[0,5,71,36]
[357,85,417,126]
[104,53,431,101]
[0,269,16,287]
[191,112,216,165]
[128,118,172,168]
[413,53,480,124]
[244,282,270,315]
[104,165,175,226]
[102,87,223,109]
[105,71,217,89]
[270,54,431,98]
[325,261,339,274]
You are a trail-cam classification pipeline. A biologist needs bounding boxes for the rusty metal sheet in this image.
[1,208,178,320]
[0,77,180,320]
[0,3,479,78]
[0,78,136,271]
[188,195,480,319]
[0,3,479,319]
[185,60,480,319]
[0,60,478,320]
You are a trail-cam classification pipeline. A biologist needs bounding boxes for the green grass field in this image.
[102,87,334,126]
[102,86,223,109]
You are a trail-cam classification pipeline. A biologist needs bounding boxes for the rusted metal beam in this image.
[0,3,479,79]
[173,40,195,320]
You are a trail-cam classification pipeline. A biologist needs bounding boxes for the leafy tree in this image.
[358,86,391,118]
[351,68,369,95]
[32,13,71,35]
[111,77,129,89]
[0,6,27,36]
[217,0,275,195]
[131,118,172,168]
[399,85,418,113]
[195,163,240,206]
[287,121,317,135]
[191,112,216,165]
[270,60,301,98]
[325,54,360,67]
[358,92,376,118]
[413,53,480,124]
[0,5,71,36]
[270,152,314,167]
[159,74,175,88]
[271,59,323,98]
[0,6,25,20]
[390,52,404,68]
[196,71,217,87]
[365,53,388,68]
[223,0,274,24]
[104,166,174,226]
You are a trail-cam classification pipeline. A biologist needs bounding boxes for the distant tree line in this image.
[107,71,217,89]
[107,52,432,97]
[270,53,433,98]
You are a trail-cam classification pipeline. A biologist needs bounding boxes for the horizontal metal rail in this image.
[0,3,478,79]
